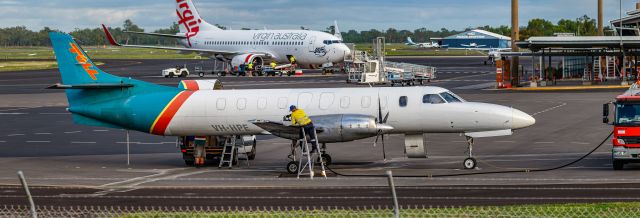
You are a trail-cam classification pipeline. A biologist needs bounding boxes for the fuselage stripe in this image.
[149,91,194,135]
[183,80,199,90]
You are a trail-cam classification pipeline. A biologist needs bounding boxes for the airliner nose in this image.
[512,108,536,129]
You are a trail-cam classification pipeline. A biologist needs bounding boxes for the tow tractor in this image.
[603,83,640,170]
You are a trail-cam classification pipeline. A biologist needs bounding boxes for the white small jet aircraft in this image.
[102,0,350,69]
[405,37,439,48]
[49,32,536,170]
[461,42,486,48]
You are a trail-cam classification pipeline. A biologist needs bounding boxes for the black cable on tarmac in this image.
[325,131,614,178]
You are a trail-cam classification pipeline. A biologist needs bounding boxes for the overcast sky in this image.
[1,0,639,32]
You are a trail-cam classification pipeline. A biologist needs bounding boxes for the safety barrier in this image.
[1,204,639,217]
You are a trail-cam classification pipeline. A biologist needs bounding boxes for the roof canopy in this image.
[445,29,511,40]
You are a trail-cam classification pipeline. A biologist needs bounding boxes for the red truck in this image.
[604,84,640,170]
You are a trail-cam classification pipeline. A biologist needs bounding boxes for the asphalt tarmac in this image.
[0,56,635,208]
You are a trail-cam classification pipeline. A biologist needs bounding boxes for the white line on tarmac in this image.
[0,141,5,143]
[64,131,81,134]
[0,112,27,115]
[7,134,24,136]
[26,141,50,143]
[532,103,567,116]
[493,141,516,143]
[570,142,590,145]
[93,129,109,132]
[71,141,97,144]
[39,112,69,115]
[35,133,52,135]
[534,142,554,144]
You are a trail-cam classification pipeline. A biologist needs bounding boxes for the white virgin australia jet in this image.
[49,32,535,170]
[102,0,350,69]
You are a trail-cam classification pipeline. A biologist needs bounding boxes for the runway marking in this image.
[35,133,52,135]
[7,134,24,136]
[0,141,5,143]
[26,141,50,143]
[0,107,40,112]
[71,141,97,144]
[532,102,567,116]
[39,112,69,115]
[93,129,109,132]
[64,131,81,134]
[534,141,554,144]
[0,112,27,115]
[570,141,590,145]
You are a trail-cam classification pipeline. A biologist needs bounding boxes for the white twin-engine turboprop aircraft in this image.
[102,0,351,69]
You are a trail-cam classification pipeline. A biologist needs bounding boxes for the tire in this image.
[181,71,187,77]
[169,72,175,78]
[286,161,299,174]
[198,72,204,77]
[184,160,195,166]
[320,154,332,166]
[463,157,476,169]
[164,75,169,78]
[613,160,624,170]
[248,139,257,160]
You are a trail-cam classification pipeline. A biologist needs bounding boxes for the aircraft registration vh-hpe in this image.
[47,32,535,170]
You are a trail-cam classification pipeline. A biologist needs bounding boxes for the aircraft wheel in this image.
[320,154,332,166]
[198,72,205,77]
[286,161,299,174]
[463,158,476,169]
[181,72,187,77]
[169,72,175,78]
[613,160,624,170]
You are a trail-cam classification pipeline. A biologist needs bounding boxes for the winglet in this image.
[101,24,120,46]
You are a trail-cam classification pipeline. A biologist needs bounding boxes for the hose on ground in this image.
[324,131,614,178]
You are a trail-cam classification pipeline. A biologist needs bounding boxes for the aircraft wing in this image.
[123,30,187,39]
[101,24,238,56]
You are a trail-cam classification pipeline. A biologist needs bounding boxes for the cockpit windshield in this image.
[439,92,464,103]
[616,103,640,125]
[323,40,343,45]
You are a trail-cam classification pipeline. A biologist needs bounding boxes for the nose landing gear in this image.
[463,136,477,169]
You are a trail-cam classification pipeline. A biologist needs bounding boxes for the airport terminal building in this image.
[442,29,511,49]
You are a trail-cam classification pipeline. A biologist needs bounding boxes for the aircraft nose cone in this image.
[512,108,535,129]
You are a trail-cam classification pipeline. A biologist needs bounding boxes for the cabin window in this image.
[399,96,408,107]
[319,93,334,110]
[423,94,445,104]
[340,96,350,109]
[277,97,288,109]
[361,96,371,108]
[439,92,462,103]
[216,98,226,110]
[257,97,267,110]
[237,98,247,110]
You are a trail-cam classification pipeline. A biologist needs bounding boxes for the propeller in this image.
[373,94,390,161]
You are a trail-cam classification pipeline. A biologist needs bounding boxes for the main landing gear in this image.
[463,136,477,170]
[286,141,332,174]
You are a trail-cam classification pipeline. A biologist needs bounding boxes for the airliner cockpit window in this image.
[439,92,462,103]
[423,94,445,104]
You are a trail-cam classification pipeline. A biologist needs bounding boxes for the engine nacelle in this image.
[231,54,263,70]
[178,79,223,90]
[311,114,380,143]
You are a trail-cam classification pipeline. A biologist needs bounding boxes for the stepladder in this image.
[218,136,237,169]
[296,127,327,179]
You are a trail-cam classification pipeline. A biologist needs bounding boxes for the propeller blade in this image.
[377,95,383,123]
[373,131,380,147]
[381,134,387,161]
[382,112,390,124]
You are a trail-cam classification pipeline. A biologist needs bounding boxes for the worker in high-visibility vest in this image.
[247,62,254,77]
[270,61,277,69]
[289,105,317,153]
[289,56,296,64]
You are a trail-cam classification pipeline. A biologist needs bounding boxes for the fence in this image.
[1,204,639,217]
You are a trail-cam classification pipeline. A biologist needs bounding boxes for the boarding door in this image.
[307,36,316,53]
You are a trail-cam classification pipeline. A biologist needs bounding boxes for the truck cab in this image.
[604,84,640,170]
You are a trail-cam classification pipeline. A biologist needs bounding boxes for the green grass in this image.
[353,43,488,56]
[0,61,104,72]
[119,202,640,217]
[0,46,204,60]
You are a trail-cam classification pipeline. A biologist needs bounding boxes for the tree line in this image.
[0,15,608,47]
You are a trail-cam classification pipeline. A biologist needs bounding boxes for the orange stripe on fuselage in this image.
[149,91,194,135]
[183,80,199,90]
